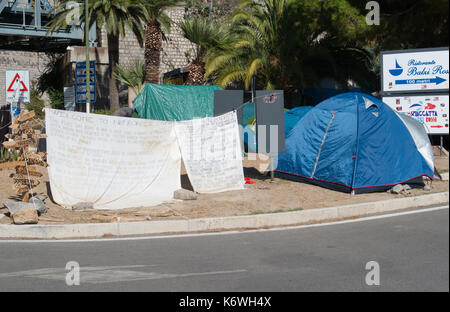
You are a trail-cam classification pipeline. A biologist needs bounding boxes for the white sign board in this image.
[175,111,245,193]
[5,70,30,103]
[383,95,449,134]
[381,48,449,93]
[45,108,182,210]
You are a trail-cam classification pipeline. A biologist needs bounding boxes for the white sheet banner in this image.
[45,108,181,210]
[175,111,245,193]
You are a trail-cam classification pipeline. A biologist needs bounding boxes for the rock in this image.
[11,208,38,224]
[113,107,134,117]
[390,184,412,194]
[72,202,94,211]
[29,197,48,214]
[403,184,411,191]
[173,189,198,200]
[0,214,5,220]
[3,199,47,215]
[423,184,432,191]
[390,184,405,194]
[390,184,411,194]
[36,195,48,201]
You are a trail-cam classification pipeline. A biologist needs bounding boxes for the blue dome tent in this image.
[275,93,435,193]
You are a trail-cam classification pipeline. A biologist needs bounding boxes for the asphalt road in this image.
[0,206,448,292]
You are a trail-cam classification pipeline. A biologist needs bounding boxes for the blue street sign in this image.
[75,61,96,104]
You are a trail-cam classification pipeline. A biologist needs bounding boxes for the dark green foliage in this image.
[92,109,113,115]
[48,88,65,110]
[25,86,46,119]
[0,147,20,163]
[36,54,64,95]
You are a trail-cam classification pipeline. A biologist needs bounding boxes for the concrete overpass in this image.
[0,0,95,52]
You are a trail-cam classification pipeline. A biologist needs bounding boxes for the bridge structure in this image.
[0,0,95,52]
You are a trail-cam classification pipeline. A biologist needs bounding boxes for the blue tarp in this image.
[275,93,434,193]
[303,87,362,105]
[243,105,313,153]
[284,106,313,136]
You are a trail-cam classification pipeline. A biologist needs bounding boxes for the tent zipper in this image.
[311,111,337,178]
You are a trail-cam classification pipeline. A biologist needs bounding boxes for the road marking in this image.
[0,265,247,284]
[0,205,448,244]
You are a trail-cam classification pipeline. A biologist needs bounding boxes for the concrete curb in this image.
[0,192,448,240]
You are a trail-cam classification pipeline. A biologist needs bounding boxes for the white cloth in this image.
[45,108,181,210]
[175,111,245,193]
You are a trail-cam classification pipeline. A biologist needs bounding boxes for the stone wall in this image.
[97,6,196,77]
[0,50,52,107]
[160,7,196,75]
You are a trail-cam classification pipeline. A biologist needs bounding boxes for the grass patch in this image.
[250,207,303,215]
[96,219,111,223]
[437,169,449,174]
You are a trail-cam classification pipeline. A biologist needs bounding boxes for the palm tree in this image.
[205,0,292,90]
[205,0,376,94]
[46,0,148,112]
[143,0,179,83]
[113,60,146,95]
[178,16,229,85]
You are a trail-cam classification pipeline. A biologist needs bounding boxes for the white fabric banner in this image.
[175,111,245,193]
[45,108,181,210]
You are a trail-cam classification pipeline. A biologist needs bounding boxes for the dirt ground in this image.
[0,150,448,225]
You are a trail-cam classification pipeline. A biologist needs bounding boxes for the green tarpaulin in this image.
[133,83,222,121]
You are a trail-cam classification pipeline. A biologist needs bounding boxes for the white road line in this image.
[0,205,448,244]
[0,266,247,284]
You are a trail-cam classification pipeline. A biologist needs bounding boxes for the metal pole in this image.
[209,0,214,18]
[85,0,91,113]
[440,135,443,156]
[251,75,256,153]
[270,156,274,182]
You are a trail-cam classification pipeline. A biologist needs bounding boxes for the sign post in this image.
[382,95,449,134]
[381,47,449,154]
[85,0,91,113]
[75,60,96,107]
[381,48,449,94]
[5,70,30,125]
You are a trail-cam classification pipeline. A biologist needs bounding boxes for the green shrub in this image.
[25,85,45,119]
[0,147,20,163]
[48,88,64,110]
[113,60,146,95]
[92,109,113,115]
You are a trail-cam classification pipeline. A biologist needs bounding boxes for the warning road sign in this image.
[5,70,30,103]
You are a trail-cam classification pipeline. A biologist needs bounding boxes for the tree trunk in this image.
[145,20,162,83]
[107,33,120,112]
[186,59,205,85]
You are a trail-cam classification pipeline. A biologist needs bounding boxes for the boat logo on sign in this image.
[389,59,403,76]
[409,102,423,111]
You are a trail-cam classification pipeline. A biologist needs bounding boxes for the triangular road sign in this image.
[7,73,28,92]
